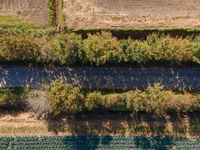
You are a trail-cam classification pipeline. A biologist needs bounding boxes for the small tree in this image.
[46,80,84,116]
[84,32,123,65]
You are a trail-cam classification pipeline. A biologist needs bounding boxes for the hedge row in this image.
[1,31,200,65]
[75,28,200,39]
[1,81,200,115]
[47,80,200,115]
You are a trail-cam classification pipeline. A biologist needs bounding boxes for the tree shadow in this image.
[0,109,24,118]
[167,112,188,136]
[167,112,200,137]
[188,112,200,138]
[45,112,200,149]
[133,136,175,150]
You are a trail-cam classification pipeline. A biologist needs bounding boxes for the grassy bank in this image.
[0,111,199,137]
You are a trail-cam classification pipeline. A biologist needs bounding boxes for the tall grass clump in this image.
[25,90,51,117]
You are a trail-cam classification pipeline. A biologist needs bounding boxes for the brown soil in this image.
[63,0,200,29]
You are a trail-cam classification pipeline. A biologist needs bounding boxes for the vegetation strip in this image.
[2,16,200,66]
[1,28,200,66]
[1,81,200,116]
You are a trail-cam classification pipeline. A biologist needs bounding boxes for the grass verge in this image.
[0,111,199,137]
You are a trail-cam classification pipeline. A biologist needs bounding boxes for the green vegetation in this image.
[1,17,200,66]
[83,83,200,115]
[0,16,35,29]
[0,16,55,37]
[1,31,200,66]
[0,33,41,62]
[1,81,200,116]
[48,0,56,26]
[38,80,200,116]
[0,88,28,108]
[47,80,84,115]
[45,33,84,65]
[121,33,193,64]
[84,32,123,65]
[47,0,65,28]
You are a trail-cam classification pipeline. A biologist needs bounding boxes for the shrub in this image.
[103,93,127,109]
[120,39,152,63]
[145,34,193,63]
[42,33,84,65]
[121,34,193,64]
[84,32,123,65]
[157,35,193,63]
[0,34,41,62]
[126,84,172,114]
[192,36,200,64]
[85,92,127,111]
[85,92,104,110]
[0,88,28,108]
[0,84,199,114]
[46,80,84,115]
[25,90,51,117]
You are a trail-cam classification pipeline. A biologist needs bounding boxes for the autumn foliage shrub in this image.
[126,84,173,114]
[42,33,84,65]
[84,32,124,65]
[0,31,200,65]
[85,92,104,110]
[46,80,84,115]
[148,34,193,63]
[0,34,41,62]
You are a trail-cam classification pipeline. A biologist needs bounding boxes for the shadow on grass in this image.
[46,112,200,136]
[45,112,200,149]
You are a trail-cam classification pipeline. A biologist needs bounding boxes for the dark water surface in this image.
[0,66,200,90]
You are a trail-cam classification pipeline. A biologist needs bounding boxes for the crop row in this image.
[0,136,199,150]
